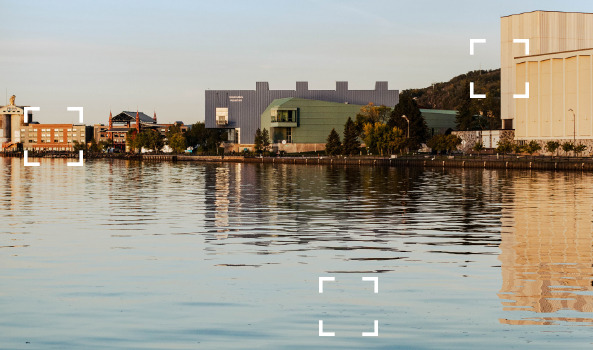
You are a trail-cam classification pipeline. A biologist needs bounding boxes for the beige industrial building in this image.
[501,11,593,151]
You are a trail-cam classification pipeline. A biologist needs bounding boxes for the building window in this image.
[286,128,292,143]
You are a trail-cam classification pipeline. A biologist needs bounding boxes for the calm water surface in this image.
[1,157,593,349]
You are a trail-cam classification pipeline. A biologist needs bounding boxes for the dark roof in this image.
[112,111,156,124]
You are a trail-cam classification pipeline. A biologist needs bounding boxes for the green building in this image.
[420,109,457,137]
[260,98,363,152]
[258,98,458,152]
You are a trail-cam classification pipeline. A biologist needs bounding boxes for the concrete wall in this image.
[453,130,514,152]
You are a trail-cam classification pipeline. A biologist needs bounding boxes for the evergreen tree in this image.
[388,91,428,150]
[254,128,263,153]
[456,83,475,131]
[325,128,341,156]
[262,128,270,152]
[342,117,360,155]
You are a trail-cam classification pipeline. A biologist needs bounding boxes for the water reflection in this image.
[499,172,593,325]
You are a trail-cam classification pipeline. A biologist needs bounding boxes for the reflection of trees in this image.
[499,172,593,325]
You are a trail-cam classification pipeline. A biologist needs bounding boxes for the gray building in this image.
[205,81,398,144]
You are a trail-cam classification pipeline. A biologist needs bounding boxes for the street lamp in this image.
[568,108,576,145]
[402,115,410,138]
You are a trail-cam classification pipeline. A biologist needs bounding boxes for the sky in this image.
[1,0,592,124]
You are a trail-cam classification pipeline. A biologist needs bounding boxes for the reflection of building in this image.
[501,11,593,152]
[499,174,593,325]
[205,81,398,146]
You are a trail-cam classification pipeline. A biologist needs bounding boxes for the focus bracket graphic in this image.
[317,276,379,337]
[21,107,85,167]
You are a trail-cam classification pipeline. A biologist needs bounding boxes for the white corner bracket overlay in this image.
[319,320,335,337]
[362,320,379,337]
[469,38,486,55]
[23,150,40,167]
[514,82,530,99]
[513,39,530,56]
[67,150,84,167]
[362,277,379,293]
[66,107,84,166]
[67,107,84,123]
[470,82,486,99]
[24,107,40,123]
[319,277,335,293]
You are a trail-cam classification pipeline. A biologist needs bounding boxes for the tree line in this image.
[78,122,227,154]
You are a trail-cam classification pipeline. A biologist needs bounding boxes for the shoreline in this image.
[3,152,593,172]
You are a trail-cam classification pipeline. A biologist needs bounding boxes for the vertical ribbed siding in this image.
[205,82,398,144]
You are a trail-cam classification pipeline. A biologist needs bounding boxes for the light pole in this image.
[568,108,576,145]
[402,115,410,138]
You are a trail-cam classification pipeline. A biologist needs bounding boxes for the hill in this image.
[406,69,500,111]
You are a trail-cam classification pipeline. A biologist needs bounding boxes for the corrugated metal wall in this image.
[205,81,398,144]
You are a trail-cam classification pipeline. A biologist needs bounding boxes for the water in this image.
[1,157,593,349]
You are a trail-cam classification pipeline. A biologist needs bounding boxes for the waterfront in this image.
[2,158,593,349]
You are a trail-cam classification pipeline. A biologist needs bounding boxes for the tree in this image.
[72,140,87,152]
[185,122,227,153]
[254,128,263,153]
[168,133,187,153]
[88,138,101,154]
[262,128,270,152]
[574,144,587,157]
[388,91,428,151]
[496,140,513,159]
[342,117,360,155]
[325,128,341,156]
[456,83,475,131]
[387,126,406,155]
[355,103,391,133]
[426,134,461,155]
[98,138,113,152]
[561,142,574,156]
[126,129,139,152]
[473,141,484,157]
[524,140,541,158]
[512,143,525,154]
[143,129,164,152]
[166,125,187,153]
[545,141,560,157]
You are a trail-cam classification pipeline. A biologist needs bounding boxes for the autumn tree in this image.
[355,103,391,134]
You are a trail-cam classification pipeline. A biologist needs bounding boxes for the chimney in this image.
[136,110,140,132]
[296,81,308,92]
[154,111,157,124]
[108,110,112,129]
[375,81,388,91]
[256,82,269,91]
[336,81,348,91]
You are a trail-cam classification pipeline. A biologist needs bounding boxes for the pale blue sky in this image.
[1,0,591,124]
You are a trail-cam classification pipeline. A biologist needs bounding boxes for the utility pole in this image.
[569,108,576,145]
